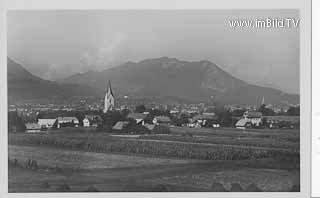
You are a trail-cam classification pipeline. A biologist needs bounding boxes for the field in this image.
[8,126,300,192]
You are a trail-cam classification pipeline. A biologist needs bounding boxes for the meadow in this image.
[8,126,300,192]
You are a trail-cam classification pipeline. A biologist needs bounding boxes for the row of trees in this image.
[8,103,300,133]
[230,105,300,117]
[259,104,299,116]
[8,111,26,132]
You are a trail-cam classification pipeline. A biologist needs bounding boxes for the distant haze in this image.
[7,10,299,94]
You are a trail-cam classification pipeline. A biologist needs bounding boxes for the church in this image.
[103,80,115,113]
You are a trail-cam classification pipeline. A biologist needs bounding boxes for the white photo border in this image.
[0,0,311,198]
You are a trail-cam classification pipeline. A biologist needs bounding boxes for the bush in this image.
[230,183,244,192]
[246,183,262,192]
[56,183,71,192]
[86,186,99,192]
[41,182,50,189]
[152,184,170,192]
[290,184,300,192]
[122,124,150,134]
[211,182,227,192]
[151,125,171,134]
[8,158,20,167]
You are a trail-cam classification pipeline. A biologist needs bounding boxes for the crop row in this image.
[9,134,299,161]
[139,134,299,150]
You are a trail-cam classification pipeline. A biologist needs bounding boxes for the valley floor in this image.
[9,144,299,192]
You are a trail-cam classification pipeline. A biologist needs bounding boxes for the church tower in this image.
[261,96,265,105]
[103,80,115,113]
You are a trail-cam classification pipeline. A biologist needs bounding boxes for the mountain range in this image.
[8,57,299,105]
[7,57,100,102]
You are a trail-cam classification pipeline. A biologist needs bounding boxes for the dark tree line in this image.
[8,111,26,132]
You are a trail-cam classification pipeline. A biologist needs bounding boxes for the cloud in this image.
[78,32,129,72]
[43,63,71,80]
[97,32,128,64]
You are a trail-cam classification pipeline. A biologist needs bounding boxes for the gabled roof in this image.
[235,118,249,127]
[84,114,102,121]
[154,116,171,123]
[245,111,262,118]
[38,119,57,126]
[112,121,129,130]
[127,113,147,120]
[57,117,79,124]
[264,116,300,122]
[192,114,217,121]
[25,123,41,130]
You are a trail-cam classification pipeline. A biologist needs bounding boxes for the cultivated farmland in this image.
[8,126,300,192]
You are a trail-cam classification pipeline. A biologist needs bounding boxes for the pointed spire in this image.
[103,80,115,113]
[261,96,265,105]
[107,80,114,96]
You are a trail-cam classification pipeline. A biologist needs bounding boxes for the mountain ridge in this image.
[60,57,299,105]
[7,57,102,102]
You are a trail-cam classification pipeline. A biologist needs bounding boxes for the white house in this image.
[235,118,251,129]
[25,123,41,133]
[112,121,129,130]
[243,111,263,126]
[83,118,90,127]
[57,117,79,128]
[83,115,102,127]
[38,119,57,129]
[127,113,147,125]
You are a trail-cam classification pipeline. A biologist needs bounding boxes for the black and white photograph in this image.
[6,10,301,193]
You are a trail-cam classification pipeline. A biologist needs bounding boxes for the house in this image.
[57,117,79,128]
[153,116,171,125]
[235,118,251,129]
[264,116,300,128]
[243,111,262,126]
[191,114,219,128]
[38,119,57,129]
[25,123,41,133]
[112,121,129,130]
[203,112,216,116]
[127,113,147,125]
[83,115,102,127]
[170,109,180,114]
[83,118,90,127]
[144,123,156,131]
[212,123,220,128]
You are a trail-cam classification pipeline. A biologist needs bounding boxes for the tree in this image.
[218,111,233,127]
[151,125,171,134]
[261,117,268,128]
[135,105,146,113]
[258,104,275,116]
[121,109,130,117]
[101,111,126,130]
[232,109,246,117]
[149,109,170,117]
[172,113,190,126]
[8,111,26,132]
[286,106,300,116]
[122,124,150,134]
[74,111,85,126]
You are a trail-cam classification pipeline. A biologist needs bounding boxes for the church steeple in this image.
[261,96,265,105]
[103,80,115,113]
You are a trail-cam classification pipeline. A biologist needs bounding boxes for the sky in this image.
[7,10,299,94]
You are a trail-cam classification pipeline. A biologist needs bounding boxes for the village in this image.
[8,81,300,134]
[7,82,301,192]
